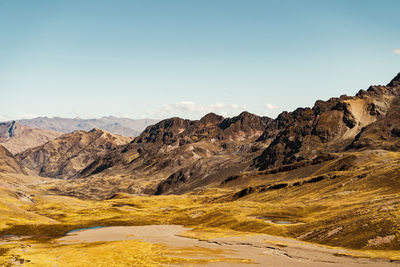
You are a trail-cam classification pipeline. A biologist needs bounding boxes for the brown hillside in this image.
[0,121,61,154]
[17,128,132,179]
[0,145,26,174]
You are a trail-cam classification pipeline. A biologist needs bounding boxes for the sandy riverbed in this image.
[58,225,398,267]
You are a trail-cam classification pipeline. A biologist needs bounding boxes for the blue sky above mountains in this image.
[0,0,399,120]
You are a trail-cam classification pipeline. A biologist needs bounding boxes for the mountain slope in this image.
[18,116,158,137]
[0,121,62,154]
[17,128,132,179]
[253,75,400,170]
[0,145,26,174]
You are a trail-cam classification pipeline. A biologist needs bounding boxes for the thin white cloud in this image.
[394,48,400,55]
[229,103,247,109]
[20,113,37,119]
[264,103,279,110]
[0,114,37,121]
[158,101,248,119]
[73,108,81,117]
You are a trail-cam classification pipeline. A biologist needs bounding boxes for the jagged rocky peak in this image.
[147,117,189,132]
[135,112,270,146]
[254,73,400,170]
[220,111,266,127]
[218,111,271,139]
[199,113,224,125]
[135,117,191,145]
[387,72,400,88]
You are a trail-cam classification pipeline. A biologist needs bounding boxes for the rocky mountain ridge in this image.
[254,75,400,169]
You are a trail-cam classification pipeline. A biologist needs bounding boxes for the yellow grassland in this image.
[0,150,399,265]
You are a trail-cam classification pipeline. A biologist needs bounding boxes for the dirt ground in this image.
[58,225,399,266]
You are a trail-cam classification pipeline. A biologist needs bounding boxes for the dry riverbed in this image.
[56,225,399,266]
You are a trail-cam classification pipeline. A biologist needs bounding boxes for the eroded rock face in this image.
[349,95,400,151]
[254,74,400,170]
[17,128,132,178]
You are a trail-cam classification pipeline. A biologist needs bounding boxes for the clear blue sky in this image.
[1,0,399,120]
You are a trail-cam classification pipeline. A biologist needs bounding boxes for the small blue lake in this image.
[67,226,108,234]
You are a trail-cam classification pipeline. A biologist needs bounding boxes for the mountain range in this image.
[17,116,158,137]
[10,73,400,200]
[0,73,399,261]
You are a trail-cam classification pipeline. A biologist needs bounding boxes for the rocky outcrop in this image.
[387,72,400,87]
[254,73,400,170]
[349,96,400,150]
[135,112,271,147]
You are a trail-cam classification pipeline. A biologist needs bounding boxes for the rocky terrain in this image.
[253,75,400,169]
[18,116,158,137]
[0,121,61,154]
[17,128,132,179]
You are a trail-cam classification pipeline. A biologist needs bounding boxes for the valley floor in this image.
[54,224,399,266]
[0,150,400,266]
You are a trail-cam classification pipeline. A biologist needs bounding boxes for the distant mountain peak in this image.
[16,116,159,137]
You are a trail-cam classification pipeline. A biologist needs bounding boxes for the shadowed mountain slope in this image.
[253,75,400,170]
